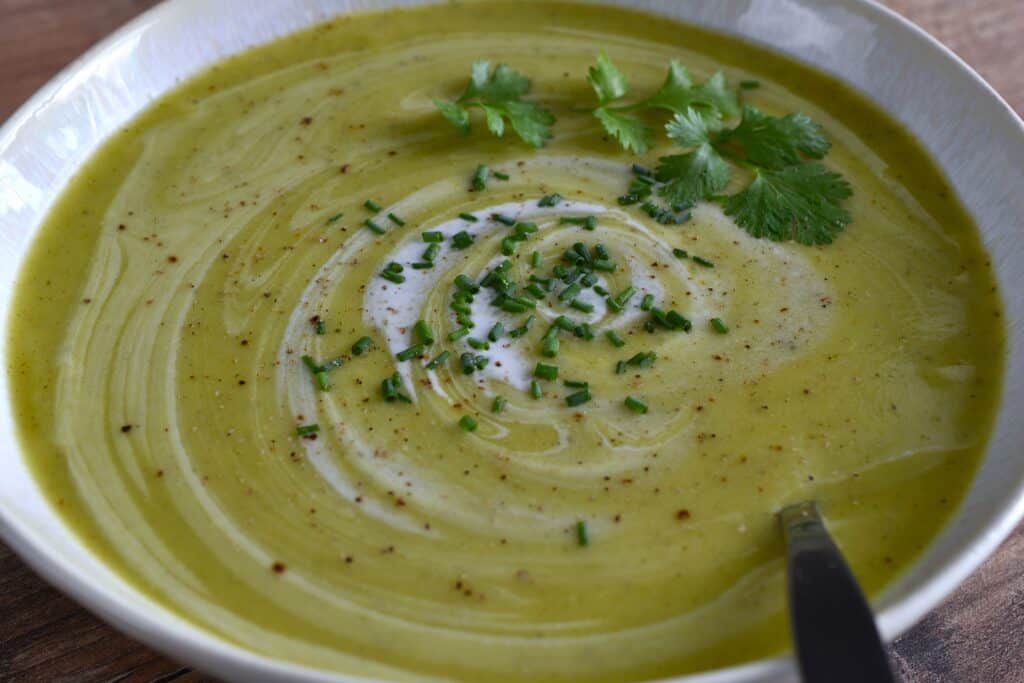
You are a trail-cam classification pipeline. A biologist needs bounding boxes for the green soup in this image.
[7,2,1004,681]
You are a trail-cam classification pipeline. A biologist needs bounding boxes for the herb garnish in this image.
[435,61,555,148]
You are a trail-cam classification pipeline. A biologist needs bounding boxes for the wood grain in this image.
[0,1,1021,681]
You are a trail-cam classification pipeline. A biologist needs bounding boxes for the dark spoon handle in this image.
[781,501,897,683]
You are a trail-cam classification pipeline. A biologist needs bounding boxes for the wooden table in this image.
[1,1,1021,681]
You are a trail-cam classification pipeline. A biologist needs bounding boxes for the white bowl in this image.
[1,1,1021,681]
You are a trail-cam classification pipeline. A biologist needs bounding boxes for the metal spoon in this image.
[780,501,897,683]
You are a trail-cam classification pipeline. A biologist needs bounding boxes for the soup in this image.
[7,2,1004,681]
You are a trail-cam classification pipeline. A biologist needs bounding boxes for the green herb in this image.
[448,326,470,341]
[501,237,518,256]
[459,352,477,374]
[326,212,343,224]
[434,61,555,147]
[529,379,543,399]
[559,282,583,303]
[396,344,425,361]
[387,212,405,227]
[365,219,386,235]
[414,320,435,345]
[301,354,321,373]
[493,170,510,181]
[740,79,761,90]
[459,415,478,432]
[321,357,345,371]
[710,317,729,334]
[422,243,441,263]
[314,371,331,391]
[542,334,560,357]
[587,53,738,154]
[422,231,443,242]
[452,231,475,250]
[538,193,562,207]
[364,199,382,212]
[467,337,490,350]
[525,284,546,299]
[565,389,591,407]
[615,359,627,374]
[624,395,648,414]
[380,270,405,284]
[606,329,625,347]
[492,395,508,413]
[576,520,589,547]
[352,336,374,355]
[296,424,320,437]
[564,380,589,389]
[411,262,433,269]
[627,351,657,368]
[559,215,597,230]
[492,213,516,226]
[673,247,689,259]
[534,362,559,380]
[382,373,412,403]
[313,318,326,335]
[425,350,450,369]
[488,322,504,342]
[692,255,714,268]
[385,262,403,273]
[454,274,480,293]
[640,293,654,311]
[472,164,490,191]
[570,299,594,313]
[458,212,479,222]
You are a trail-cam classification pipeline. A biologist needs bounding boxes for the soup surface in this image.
[8,2,1004,681]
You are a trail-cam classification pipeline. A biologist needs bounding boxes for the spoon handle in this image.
[781,501,897,683]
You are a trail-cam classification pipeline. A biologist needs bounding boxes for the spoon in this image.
[780,501,897,683]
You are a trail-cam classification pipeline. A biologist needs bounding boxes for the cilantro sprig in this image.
[587,52,738,154]
[435,61,555,148]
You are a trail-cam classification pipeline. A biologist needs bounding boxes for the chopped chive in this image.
[493,170,510,180]
[559,282,582,302]
[411,261,434,269]
[301,355,321,373]
[524,284,546,299]
[570,299,594,313]
[385,261,403,273]
[624,395,648,414]
[576,520,589,547]
[452,231,475,250]
[352,336,374,355]
[531,250,542,268]
[510,296,536,309]
[474,354,489,370]
[515,221,538,236]
[553,315,575,331]
[296,424,320,437]
[364,199,382,212]
[580,272,598,287]
[692,255,714,268]
[558,215,596,228]
[640,294,654,311]
[326,212,344,224]
[666,310,692,331]
[593,285,609,296]
[314,371,331,391]
[564,379,589,389]
[529,380,542,399]
[467,337,490,350]
[606,330,625,347]
[530,274,552,288]
[422,243,441,262]
[672,248,689,259]
[592,259,615,272]
[632,164,653,177]
[387,213,405,227]
[538,193,562,207]
[534,362,559,380]
[500,300,528,314]
[594,244,610,260]
[365,219,386,235]
[492,213,516,226]
[448,326,470,341]
[382,373,410,402]
[488,322,504,342]
[471,164,489,191]
[454,274,480,293]
[422,230,444,242]
[459,212,479,222]
[321,357,345,371]
[459,352,476,374]
[492,395,507,413]
[740,79,761,90]
[425,350,449,369]
[458,415,478,432]
[710,317,729,334]
[380,270,405,284]
[414,320,435,345]
[565,389,591,407]
[509,315,536,338]
[501,237,518,256]
[618,194,641,206]
[615,360,627,374]
[313,318,327,335]
[396,344,425,361]
[627,351,657,368]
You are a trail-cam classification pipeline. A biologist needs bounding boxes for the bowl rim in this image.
[0,0,1021,681]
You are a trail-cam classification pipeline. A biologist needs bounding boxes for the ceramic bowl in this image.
[0,1,1021,681]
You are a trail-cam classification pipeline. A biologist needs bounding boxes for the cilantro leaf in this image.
[664,108,718,147]
[645,68,738,121]
[655,144,731,205]
[594,107,651,154]
[723,163,852,244]
[587,51,630,104]
[720,105,829,169]
[689,72,740,119]
[435,61,554,147]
